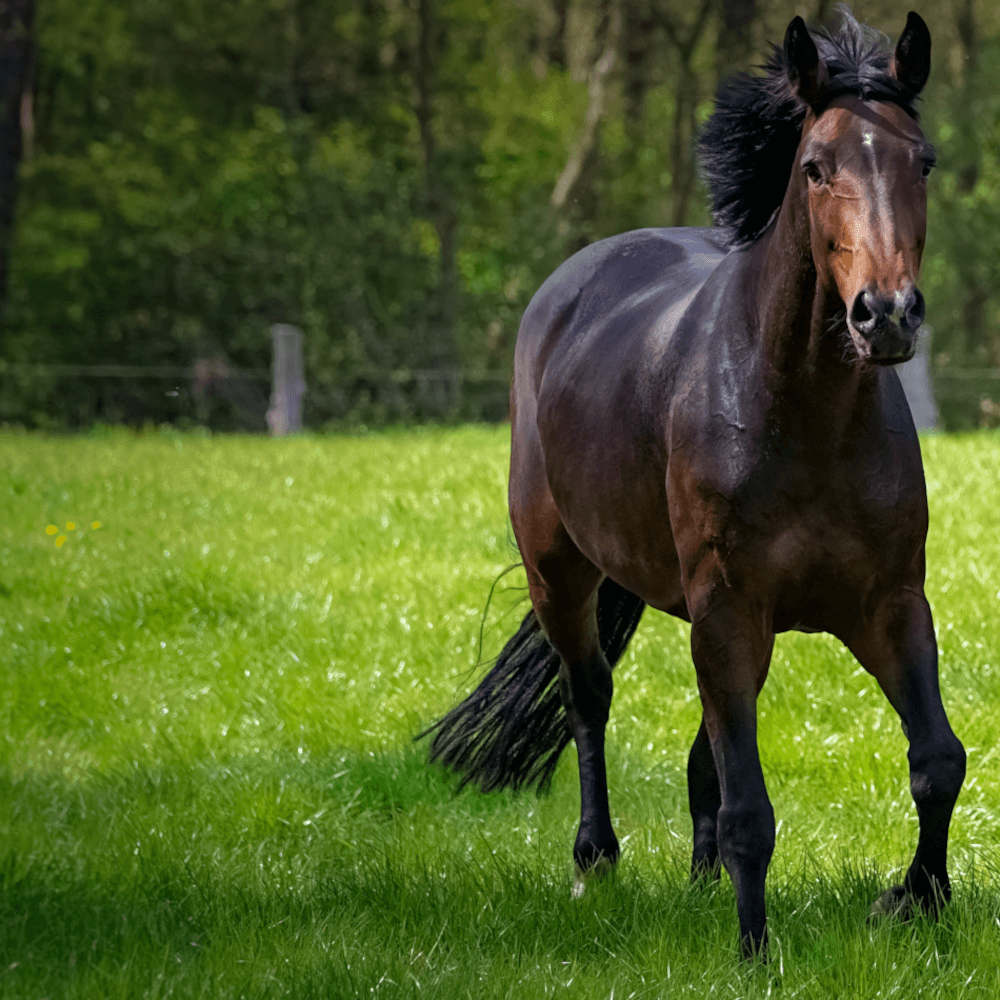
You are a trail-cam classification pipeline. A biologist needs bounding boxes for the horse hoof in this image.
[690,856,722,884]
[868,885,914,922]
[571,856,615,899]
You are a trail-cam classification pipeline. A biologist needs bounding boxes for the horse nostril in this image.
[850,288,882,337]
[902,287,925,331]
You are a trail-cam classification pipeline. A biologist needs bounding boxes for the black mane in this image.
[698,11,921,248]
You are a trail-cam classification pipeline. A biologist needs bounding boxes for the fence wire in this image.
[1,362,998,431]
[0,362,512,430]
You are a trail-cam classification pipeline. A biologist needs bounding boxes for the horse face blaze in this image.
[802,98,930,365]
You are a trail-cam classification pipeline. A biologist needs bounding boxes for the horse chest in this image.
[763,516,868,586]
[712,467,922,633]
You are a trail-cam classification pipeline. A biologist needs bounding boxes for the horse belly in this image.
[541,427,687,615]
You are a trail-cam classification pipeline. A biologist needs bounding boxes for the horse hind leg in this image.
[512,488,628,890]
[522,526,619,891]
[688,716,722,880]
[427,447,644,824]
[508,417,644,892]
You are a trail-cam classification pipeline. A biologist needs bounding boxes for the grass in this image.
[1,425,999,998]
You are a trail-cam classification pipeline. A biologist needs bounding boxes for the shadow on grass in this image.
[1,747,999,998]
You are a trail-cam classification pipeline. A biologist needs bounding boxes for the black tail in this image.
[422,578,646,794]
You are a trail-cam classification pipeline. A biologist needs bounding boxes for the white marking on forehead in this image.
[871,143,895,271]
[862,131,874,146]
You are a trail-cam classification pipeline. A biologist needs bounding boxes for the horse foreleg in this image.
[847,590,966,917]
[688,716,722,880]
[691,600,776,959]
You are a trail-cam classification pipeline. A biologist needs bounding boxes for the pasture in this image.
[1,426,999,998]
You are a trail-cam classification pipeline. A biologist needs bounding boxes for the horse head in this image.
[786,13,933,364]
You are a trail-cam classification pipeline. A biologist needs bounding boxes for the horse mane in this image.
[698,10,922,248]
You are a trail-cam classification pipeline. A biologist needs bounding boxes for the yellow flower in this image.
[55,535,67,548]
[66,521,76,530]
[45,525,58,535]
[92,521,101,530]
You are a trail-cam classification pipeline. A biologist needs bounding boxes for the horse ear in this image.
[784,16,828,106]
[891,11,931,95]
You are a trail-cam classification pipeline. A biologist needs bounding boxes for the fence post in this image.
[898,328,938,432]
[267,324,305,436]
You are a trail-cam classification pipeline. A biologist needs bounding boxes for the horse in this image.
[424,10,965,959]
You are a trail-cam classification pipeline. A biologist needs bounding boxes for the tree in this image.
[716,0,755,84]
[551,1,618,218]
[0,0,33,307]
[659,0,713,226]
[410,0,462,366]
[4,0,1000,429]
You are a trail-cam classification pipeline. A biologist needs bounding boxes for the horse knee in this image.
[909,736,966,810]
[717,800,775,874]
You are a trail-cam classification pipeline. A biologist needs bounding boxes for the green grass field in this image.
[1,426,999,999]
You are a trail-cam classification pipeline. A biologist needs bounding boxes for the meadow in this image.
[1,426,999,999]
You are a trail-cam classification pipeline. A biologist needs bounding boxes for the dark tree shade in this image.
[717,0,756,82]
[0,0,32,305]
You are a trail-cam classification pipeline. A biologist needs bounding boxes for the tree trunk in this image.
[550,35,618,211]
[0,0,33,306]
[949,0,996,364]
[955,0,978,195]
[621,0,654,131]
[669,64,698,226]
[548,0,569,68]
[659,0,712,228]
[812,0,837,31]
[715,0,755,85]
[551,0,620,253]
[413,0,458,366]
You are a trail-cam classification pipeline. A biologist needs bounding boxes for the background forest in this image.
[1,0,999,428]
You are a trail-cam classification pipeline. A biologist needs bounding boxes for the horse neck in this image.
[745,177,876,438]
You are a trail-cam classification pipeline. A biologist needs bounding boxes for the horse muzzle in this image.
[848,285,924,365]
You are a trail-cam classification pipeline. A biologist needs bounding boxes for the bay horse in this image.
[425,11,965,958]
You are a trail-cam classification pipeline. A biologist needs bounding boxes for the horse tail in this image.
[422,577,646,794]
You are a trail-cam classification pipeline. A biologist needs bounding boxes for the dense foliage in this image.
[2,0,999,426]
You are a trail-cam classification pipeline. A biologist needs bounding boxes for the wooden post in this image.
[898,328,938,432]
[267,324,305,436]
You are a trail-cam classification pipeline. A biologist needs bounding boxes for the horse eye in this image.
[921,161,934,178]
[805,164,823,185]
